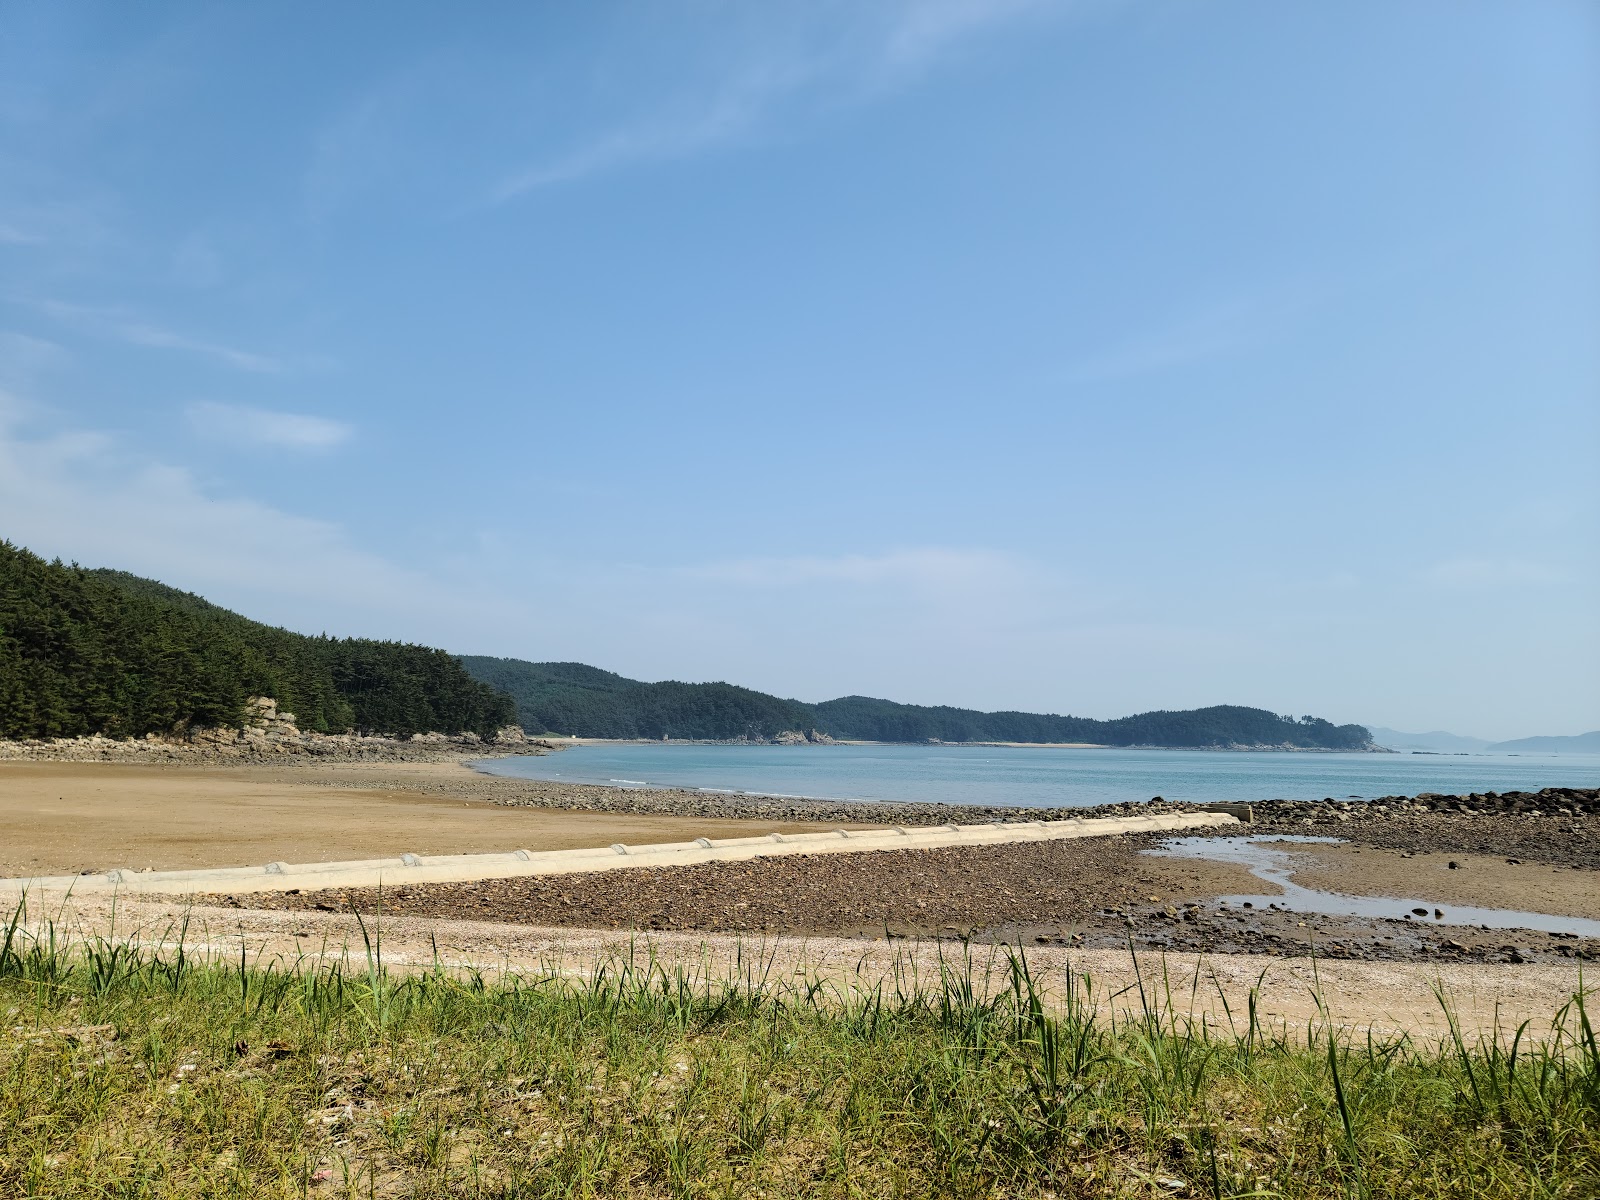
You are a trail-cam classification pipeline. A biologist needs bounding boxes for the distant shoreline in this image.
[533,737,1388,753]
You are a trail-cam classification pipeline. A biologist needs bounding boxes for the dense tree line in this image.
[459,656,1372,749]
[0,542,514,739]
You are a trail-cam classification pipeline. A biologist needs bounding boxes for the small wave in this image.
[698,787,738,794]
[609,778,650,786]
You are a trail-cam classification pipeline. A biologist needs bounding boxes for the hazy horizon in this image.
[2,3,1596,742]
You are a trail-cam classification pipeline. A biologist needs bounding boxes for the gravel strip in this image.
[311,768,1216,827]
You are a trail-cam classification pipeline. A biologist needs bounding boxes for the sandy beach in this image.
[0,760,846,877]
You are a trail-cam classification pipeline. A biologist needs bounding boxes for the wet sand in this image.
[0,761,854,877]
[1283,842,1600,920]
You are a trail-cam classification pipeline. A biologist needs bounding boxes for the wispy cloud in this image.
[679,546,1027,591]
[884,0,1061,68]
[1057,294,1293,386]
[0,331,67,383]
[491,0,1074,201]
[303,87,410,222]
[118,321,281,373]
[666,546,1083,638]
[0,222,43,245]
[490,63,808,200]
[187,401,352,451]
[1418,557,1566,589]
[0,397,512,637]
[12,297,284,373]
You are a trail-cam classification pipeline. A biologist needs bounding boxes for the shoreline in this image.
[529,735,1390,752]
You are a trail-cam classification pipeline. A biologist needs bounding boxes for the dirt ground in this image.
[0,761,854,876]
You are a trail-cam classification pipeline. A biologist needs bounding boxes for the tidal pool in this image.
[1145,835,1600,938]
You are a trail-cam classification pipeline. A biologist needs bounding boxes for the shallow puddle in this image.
[1146,836,1600,938]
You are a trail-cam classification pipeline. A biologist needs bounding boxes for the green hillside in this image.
[457,657,816,741]
[0,541,514,740]
[458,656,1372,749]
[0,537,1372,750]
[810,695,1369,748]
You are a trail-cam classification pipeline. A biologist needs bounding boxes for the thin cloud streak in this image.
[0,331,66,381]
[490,0,1076,201]
[884,0,1062,67]
[677,547,1035,593]
[1419,557,1567,589]
[186,402,353,452]
[12,296,285,373]
[1057,294,1297,386]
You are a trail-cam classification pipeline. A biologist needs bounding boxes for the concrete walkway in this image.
[0,810,1236,897]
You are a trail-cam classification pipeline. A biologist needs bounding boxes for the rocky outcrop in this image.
[1244,787,1600,826]
[0,698,549,764]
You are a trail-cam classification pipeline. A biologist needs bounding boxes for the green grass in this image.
[1,903,1596,1198]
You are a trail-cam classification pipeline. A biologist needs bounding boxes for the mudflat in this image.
[0,761,846,877]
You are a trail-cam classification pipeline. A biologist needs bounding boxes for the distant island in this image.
[458,656,1374,750]
[1485,732,1600,754]
[1367,726,1600,755]
[1,538,1371,750]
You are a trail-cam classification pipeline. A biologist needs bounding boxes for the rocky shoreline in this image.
[459,772,1598,838]
[0,697,556,765]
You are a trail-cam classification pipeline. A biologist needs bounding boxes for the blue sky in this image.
[1,1,1595,739]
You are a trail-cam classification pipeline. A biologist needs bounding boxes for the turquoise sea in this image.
[476,743,1600,809]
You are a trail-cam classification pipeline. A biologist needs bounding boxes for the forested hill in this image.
[0,541,514,740]
[457,656,1372,749]
[457,657,815,742]
[0,537,1369,749]
[811,696,1369,749]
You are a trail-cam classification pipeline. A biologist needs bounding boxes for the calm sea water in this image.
[475,743,1600,809]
